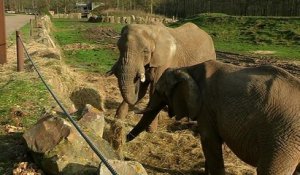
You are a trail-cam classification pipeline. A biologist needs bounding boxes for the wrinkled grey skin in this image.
[107,22,216,131]
[127,60,300,175]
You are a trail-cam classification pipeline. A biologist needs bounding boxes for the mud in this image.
[217,51,300,78]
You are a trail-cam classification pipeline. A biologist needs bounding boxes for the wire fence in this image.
[17,33,119,175]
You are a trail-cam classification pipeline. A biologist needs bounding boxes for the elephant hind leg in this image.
[200,133,225,175]
[293,164,300,175]
[257,149,299,175]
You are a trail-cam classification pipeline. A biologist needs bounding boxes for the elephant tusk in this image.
[140,73,146,82]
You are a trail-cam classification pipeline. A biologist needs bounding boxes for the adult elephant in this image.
[107,22,216,131]
[127,60,300,175]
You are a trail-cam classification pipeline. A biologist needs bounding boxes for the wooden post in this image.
[0,0,7,64]
[16,31,24,72]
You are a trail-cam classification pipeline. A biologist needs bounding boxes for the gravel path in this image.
[5,14,34,38]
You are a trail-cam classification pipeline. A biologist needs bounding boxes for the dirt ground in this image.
[216,51,300,78]
[5,25,300,174]
[98,52,300,175]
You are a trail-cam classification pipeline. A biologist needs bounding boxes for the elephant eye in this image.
[143,48,150,54]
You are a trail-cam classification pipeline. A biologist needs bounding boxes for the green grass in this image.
[19,23,32,43]
[52,20,87,45]
[7,22,32,45]
[64,49,118,73]
[0,74,51,174]
[52,19,123,73]
[1,22,47,128]
[0,22,51,174]
[171,13,300,60]
[52,19,123,45]
[53,15,300,63]
[0,77,49,128]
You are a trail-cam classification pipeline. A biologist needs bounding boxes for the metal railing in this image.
[17,32,119,175]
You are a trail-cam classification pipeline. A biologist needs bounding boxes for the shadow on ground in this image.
[0,132,28,174]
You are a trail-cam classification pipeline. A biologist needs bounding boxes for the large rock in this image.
[98,160,148,175]
[23,115,71,153]
[79,104,105,138]
[23,114,119,175]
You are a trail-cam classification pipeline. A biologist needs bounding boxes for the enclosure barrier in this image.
[16,31,24,72]
[17,33,119,175]
[0,0,6,64]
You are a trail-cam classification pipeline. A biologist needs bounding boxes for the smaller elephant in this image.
[127,60,300,175]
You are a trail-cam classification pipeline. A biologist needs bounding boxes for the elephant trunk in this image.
[127,92,165,141]
[118,61,146,105]
[118,71,139,105]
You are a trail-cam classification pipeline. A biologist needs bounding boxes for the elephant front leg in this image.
[115,81,150,120]
[147,68,165,132]
[147,117,158,132]
[115,100,129,119]
[200,134,225,175]
[145,90,159,132]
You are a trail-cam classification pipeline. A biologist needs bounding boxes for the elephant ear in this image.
[155,68,176,94]
[149,28,177,67]
[106,60,120,77]
[159,69,200,120]
[158,69,190,97]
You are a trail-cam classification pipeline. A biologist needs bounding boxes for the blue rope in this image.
[19,37,119,175]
